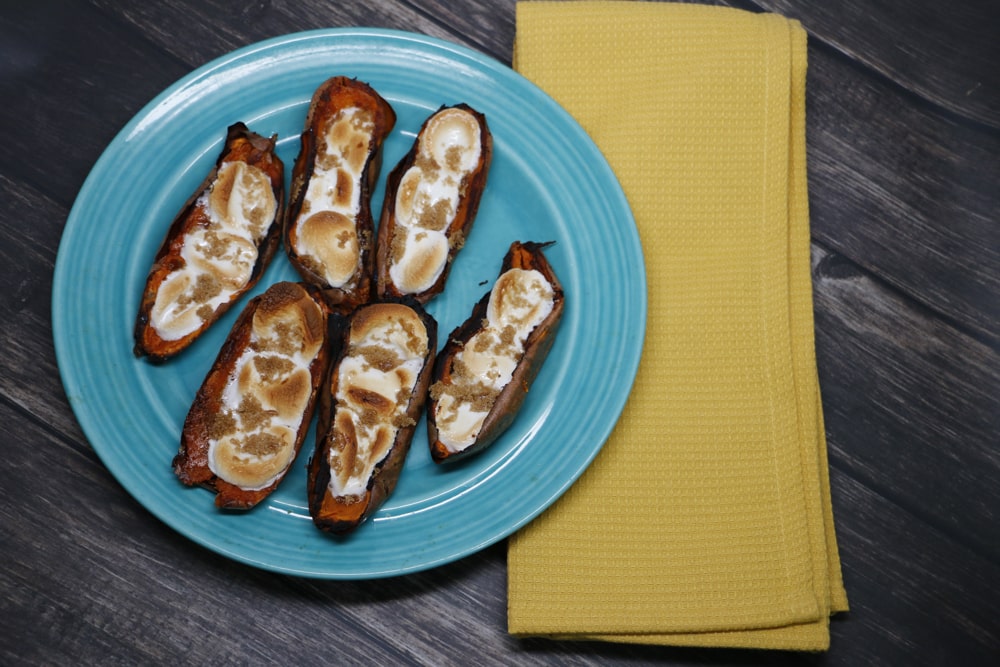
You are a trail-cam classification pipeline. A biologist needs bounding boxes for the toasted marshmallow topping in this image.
[389,107,482,294]
[292,107,374,287]
[327,305,428,498]
[432,269,554,452]
[150,160,277,341]
[206,285,325,490]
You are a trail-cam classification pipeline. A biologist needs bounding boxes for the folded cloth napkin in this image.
[508,1,848,651]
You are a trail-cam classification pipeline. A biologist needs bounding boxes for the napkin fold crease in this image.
[508,1,848,651]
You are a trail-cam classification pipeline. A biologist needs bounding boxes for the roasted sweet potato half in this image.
[173,281,334,510]
[134,122,284,362]
[427,241,563,463]
[375,104,492,304]
[284,76,396,313]
[307,300,437,533]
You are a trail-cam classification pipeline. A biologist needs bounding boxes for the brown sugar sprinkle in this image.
[191,272,222,305]
[448,229,465,252]
[241,172,271,237]
[470,390,499,413]
[432,374,498,414]
[205,410,238,441]
[509,291,533,310]
[395,384,413,407]
[444,145,464,172]
[392,414,416,429]
[414,153,440,182]
[390,225,408,264]
[397,317,428,356]
[236,394,276,432]
[272,321,302,357]
[200,229,230,260]
[417,198,453,232]
[472,332,492,353]
[351,454,365,477]
[196,304,215,321]
[336,228,353,250]
[247,205,268,238]
[495,275,535,310]
[358,406,380,430]
[498,324,517,347]
[254,320,302,357]
[353,344,402,372]
[428,381,447,401]
[241,431,284,457]
[398,176,418,212]
[254,355,294,382]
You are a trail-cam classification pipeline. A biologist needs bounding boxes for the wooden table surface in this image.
[2,1,997,664]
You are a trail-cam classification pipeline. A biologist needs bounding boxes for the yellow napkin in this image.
[508,1,848,651]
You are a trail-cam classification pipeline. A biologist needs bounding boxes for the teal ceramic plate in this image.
[52,29,645,578]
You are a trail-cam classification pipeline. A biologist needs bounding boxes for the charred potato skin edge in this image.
[307,299,438,534]
[375,104,493,304]
[284,77,396,314]
[133,122,285,363]
[427,241,564,463]
[172,282,333,510]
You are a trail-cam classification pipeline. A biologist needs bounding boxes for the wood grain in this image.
[805,51,1000,345]
[813,246,1000,559]
[1,0,997,665]
[754,0,1000,128]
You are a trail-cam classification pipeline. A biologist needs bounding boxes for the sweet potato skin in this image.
[375,104,493,304]
[134,122,284,362]
[173,282,334,510]
[307,300,437,533]
[427,241,564,463]
[284,76,396,313]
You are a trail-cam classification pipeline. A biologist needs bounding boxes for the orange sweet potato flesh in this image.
[427,241,564,463]
[307,301,437,533]
[173,282,334,510]
[133,122,284,362]
[375,104,492,304]
[284,76,396,313]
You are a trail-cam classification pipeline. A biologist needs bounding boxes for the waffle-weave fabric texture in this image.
[508,1,848,650]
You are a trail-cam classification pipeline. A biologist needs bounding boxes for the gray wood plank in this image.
[88,0,471,66]
[805,40,1000,345]
[755,0,1000,128]
[827,470,1000,665]
[0,174,86,440]
[0,2,190,206]
[813,245,1000,560]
